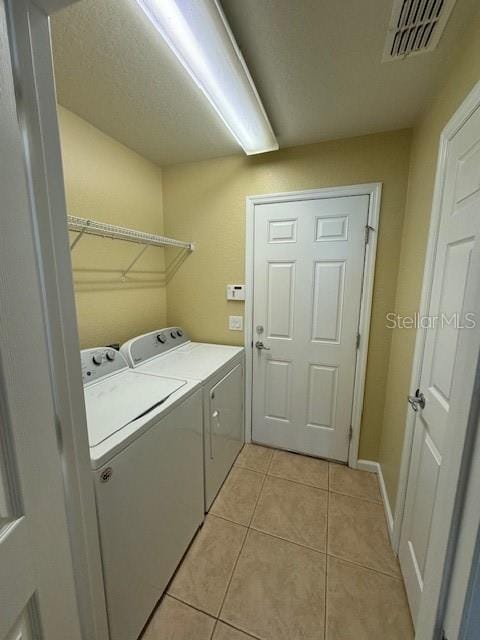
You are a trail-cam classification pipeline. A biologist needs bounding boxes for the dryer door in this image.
[205,361,245,510]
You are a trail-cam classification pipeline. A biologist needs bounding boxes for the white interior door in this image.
[0,2,82,637]
[251,193,369,461]
[399,99,480,625]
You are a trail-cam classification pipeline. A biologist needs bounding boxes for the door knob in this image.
[408,389,426,411]
[255,341,270,351]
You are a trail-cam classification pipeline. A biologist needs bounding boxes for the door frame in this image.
[394,79,480,550]
[244,183,382,468]
[394,79,480,638]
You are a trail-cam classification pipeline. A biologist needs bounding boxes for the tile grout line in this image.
[248,523,327,555]
[167,597,270,640]
[214,453,273,628]
[265,472,329,494]
[214,619,264,640]
[327,552,404,581]
[207,511,249,528]
[167,593,217,621]
[210,621,217,640]
[266,471,328,492]
[329,487,383,505]
[235,462,271,474]
[230,465,266,478]
[232,462,265,478]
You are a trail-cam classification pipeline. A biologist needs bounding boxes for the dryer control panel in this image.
[81,347,128,385]
[120,327,189,366]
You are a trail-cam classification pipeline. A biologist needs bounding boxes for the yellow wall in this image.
[378,16,480,509]
[163,130,412,460]
[58,106,167,349]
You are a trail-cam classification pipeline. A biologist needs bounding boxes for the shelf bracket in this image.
[121,244,149,281]
[70,220,90,250]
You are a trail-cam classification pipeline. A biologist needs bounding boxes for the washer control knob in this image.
[157,333,167,344]
[177,329,183,337]
[105,351,116,362]
[170,331,177,339]
[92,353,103,366]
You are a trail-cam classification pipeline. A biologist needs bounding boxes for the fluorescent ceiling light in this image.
[136,0,278,155]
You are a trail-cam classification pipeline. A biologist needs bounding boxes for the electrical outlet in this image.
[229,315,243,331]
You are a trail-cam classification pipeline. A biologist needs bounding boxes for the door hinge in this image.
[349,425,353,441]
[441,631,448,640]
[365,225,374,245]
[356,333,361,349]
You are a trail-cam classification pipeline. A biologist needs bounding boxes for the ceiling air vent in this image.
[383,0,457,61]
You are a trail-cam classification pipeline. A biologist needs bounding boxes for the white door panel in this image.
[265,359,291,421]
[307,364,338,429]
[311,260,345,342]
[252,195,369,461]
[400,103,480,624]
[266,262,295,338]
[0,2,82,638]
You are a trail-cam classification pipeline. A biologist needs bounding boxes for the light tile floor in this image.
[142,445,414,640]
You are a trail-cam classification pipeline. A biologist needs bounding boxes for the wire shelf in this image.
[68,215,194,280]
[68,215,194,251]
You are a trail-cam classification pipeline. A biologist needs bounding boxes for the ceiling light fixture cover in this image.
[136,0,278,155]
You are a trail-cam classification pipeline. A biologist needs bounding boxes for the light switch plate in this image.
[229,315,243,331]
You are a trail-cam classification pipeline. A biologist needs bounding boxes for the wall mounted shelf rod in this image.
[68,215,194,251]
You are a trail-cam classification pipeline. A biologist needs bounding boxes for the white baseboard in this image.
[356,459,378,474]
[356,459,395,544]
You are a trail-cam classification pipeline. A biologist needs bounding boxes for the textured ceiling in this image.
[221,0,478,149]
[51,0,478,167]
[51,0,240,165]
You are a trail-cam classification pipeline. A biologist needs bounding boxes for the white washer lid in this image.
[137,342,243,380]
[84,370,186,447]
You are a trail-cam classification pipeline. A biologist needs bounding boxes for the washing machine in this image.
[81,346,204,640]
[121,327,245,510]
